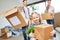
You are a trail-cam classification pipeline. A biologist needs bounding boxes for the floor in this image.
[0,33,24,40]
[0,30,60,40]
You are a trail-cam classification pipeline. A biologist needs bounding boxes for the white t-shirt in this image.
[48,6,54,13]
[21,6,30,24]
[21,12,28,24]
[24,7,29,19]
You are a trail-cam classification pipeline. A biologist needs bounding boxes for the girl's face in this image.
[32,13,40,24]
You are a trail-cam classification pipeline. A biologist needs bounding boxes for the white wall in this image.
[0,0,41,13]
[0,0,22,13]
[51,0,60,13]
[0,0,23,28]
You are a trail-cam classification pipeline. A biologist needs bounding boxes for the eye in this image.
[36,16,38,18]
[33,18,35,19]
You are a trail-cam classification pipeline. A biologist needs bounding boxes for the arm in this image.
[44,6,48,13]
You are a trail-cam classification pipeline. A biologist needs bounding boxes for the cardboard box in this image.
[41,13,52,20]
[34,24,53,40]
[1,27,9,36]
[1,28,12,39]
[54,12,60,27]
[4,7,27,29]
[1,31,12,39]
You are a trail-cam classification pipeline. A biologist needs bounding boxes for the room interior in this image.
[0,0,60,40]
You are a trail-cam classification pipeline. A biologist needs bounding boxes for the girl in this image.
[26,12,55,40]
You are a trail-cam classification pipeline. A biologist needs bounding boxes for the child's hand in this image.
[29,32,35,38]
[50,30,56,38]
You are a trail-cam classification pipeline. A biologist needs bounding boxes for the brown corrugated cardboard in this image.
[41,13,52,20]
[54,12,60,27]
[1,27,9,36]
[34,24,53,40]
[1,31,12,39]
[4,7,27,29]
